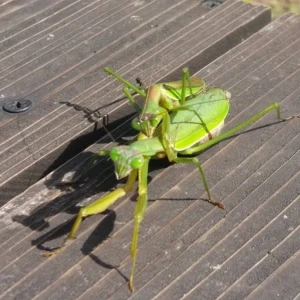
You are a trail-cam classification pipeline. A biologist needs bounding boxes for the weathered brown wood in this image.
[0,0,271,204]
[1,8,299,300]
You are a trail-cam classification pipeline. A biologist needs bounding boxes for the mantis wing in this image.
[169,87,231,151]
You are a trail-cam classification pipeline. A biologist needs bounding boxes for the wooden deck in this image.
[0,0,300,299]
[0,0,270,204]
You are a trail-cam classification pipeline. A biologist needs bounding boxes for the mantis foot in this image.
[129,281,135,293]
[281,114,300,121]
[42,247,63,257]
[208,200,225,209]
[41,238,72,257]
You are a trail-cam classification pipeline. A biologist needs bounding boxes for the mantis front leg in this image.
[43,169,138,257]
[104,67,145,113]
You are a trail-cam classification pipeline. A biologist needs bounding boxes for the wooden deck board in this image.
[0,0,271,204]
[1,1,300,300]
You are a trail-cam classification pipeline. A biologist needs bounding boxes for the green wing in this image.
[170,87,230,151]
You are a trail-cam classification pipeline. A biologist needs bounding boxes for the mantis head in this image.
[110,146,144,179]
[132,84,167,137]
[132,103,166,137]
[131,113,162,137]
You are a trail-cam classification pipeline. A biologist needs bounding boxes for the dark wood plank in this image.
[1,10,300,300]
[0,0,271,204]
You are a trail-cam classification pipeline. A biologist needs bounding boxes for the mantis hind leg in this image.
[42,169,138,257]
[181,102,300,156]
[173,156,224,208]
[129,157,150,292]
[160,113,222,208]
[176,103,300,207]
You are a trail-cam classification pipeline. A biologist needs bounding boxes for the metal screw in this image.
[3,99,32,113]
[201,0,223,9]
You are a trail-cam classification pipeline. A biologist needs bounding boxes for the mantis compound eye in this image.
[130,156,144,169]
[131,118,141,131]
[110,147,119,161]
[150,116,160,127]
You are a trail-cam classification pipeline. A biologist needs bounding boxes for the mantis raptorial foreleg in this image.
[104,67,146,112]
[43,169,138,257]
[123,87,142,113]
[105,67,206,134]
[105,67,197,106]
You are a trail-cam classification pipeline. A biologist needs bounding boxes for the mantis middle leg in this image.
[129,157,150,292]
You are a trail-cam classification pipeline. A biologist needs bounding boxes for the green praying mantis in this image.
[43,67,299,292]
[104,67,210,139]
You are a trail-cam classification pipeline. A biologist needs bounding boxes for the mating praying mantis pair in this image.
[43,67,298,292]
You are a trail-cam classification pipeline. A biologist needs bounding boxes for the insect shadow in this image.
[11,96,139,232]
[13,117,282,233]
[59,94,128,124]
[32,209,116,255]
